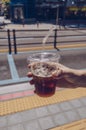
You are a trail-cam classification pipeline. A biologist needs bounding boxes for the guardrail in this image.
[12,29,59,54]
[0,29,58,54]
[0,28,86,54]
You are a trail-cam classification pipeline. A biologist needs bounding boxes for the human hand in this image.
[27,62,79,88]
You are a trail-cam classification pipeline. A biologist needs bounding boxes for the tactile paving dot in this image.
[0,87,86,116]
[51,119,86,130]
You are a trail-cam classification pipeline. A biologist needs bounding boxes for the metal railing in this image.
[0,28,86,54]
[0,29,58,54]
[12,29,59,54]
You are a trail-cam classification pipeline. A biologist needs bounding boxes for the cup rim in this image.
[28,51,60,61]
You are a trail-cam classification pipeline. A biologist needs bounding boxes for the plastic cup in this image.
[27,51,60,97]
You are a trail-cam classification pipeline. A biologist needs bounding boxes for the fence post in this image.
[13,29,17,54]
[54,29,59,51]
[7,29,12,54]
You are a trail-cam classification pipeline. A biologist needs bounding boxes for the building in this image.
[36,0,86,21]
[66,0,86,20]
[10,0,66,23]
[35,0,65,21]
[10,0,86,23]
[10,0,36,23]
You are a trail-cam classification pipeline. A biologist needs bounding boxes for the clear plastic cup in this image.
[27,51,60,97]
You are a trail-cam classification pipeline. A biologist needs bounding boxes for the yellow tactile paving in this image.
[51,119,86,130]
[17,43,86,52]
[1,43,86,53]
[0,87,86,116]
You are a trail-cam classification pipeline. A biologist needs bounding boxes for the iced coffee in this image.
[27,51,60,97]
[31,62,58,97]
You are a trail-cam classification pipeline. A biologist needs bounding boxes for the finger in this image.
[27,72,33,77]
[28,64,31,69]
[57,78,77,88]
[29,79,35,85]
[28,62,35,69]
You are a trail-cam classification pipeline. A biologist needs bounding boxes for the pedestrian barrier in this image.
[0,29,59,54]
[7,29,12,54]
[0,28,86,54]
[12,29,59,54]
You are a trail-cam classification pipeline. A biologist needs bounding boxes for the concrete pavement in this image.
[2,18,55,30]
[0,48,86,85]
[0,49,86,130]
[0,20,86,130]
[0,82,86,130]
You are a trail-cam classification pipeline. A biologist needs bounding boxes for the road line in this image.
[51,119,86,130]
[61,47,86,51]
[0,77,29,86]
[0,43,86,53]
[7,54,19,80]
[17,43,86,51]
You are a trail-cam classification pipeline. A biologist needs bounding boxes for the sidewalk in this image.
[5,23,54,30]
[3,19,86,30]
[0,82,86,130]
[2,18,69,30]
[0,49,86,130]
[3,19,55,30]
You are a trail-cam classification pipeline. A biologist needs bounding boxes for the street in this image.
[0,48,86,86]
[0,28,86,53]
[0,23,86,85]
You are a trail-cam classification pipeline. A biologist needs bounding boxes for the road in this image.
[0,47,86,86]
[0,27,86,85]
[0,29,86,53]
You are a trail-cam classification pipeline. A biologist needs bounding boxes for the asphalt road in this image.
[0,47,86,86]
[0,29,86,53]
[0,27,86,85]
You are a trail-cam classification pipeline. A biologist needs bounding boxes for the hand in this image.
[53,63,86,87]
[27,72,78,89]
[27,62,80,88]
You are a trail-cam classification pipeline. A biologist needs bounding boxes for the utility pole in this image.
[56,5,59,29]
[63,0,67,28]
[55,4,60,51]
[75,0,81,28]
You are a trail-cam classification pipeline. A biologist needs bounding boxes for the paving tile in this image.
[7,124,24,130]
[0,127,7,130]
[0,56,11,80]
[0,116,7,127]
[52,113,68,126]
[77,107,86,119]
[38,116,55,130]
[35,106,50,118]
[65,110,80,122]
[0,94,13,101]
[24,120,41,130]
[69,99,83,108]
[80,97,86,106]
[12,92,24,98]
[59,101,73,111]
[47,104,61,114]
[23,90,34,96]
[0,83,34,95]
[7,113,22,125]
[20,109,37,122]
